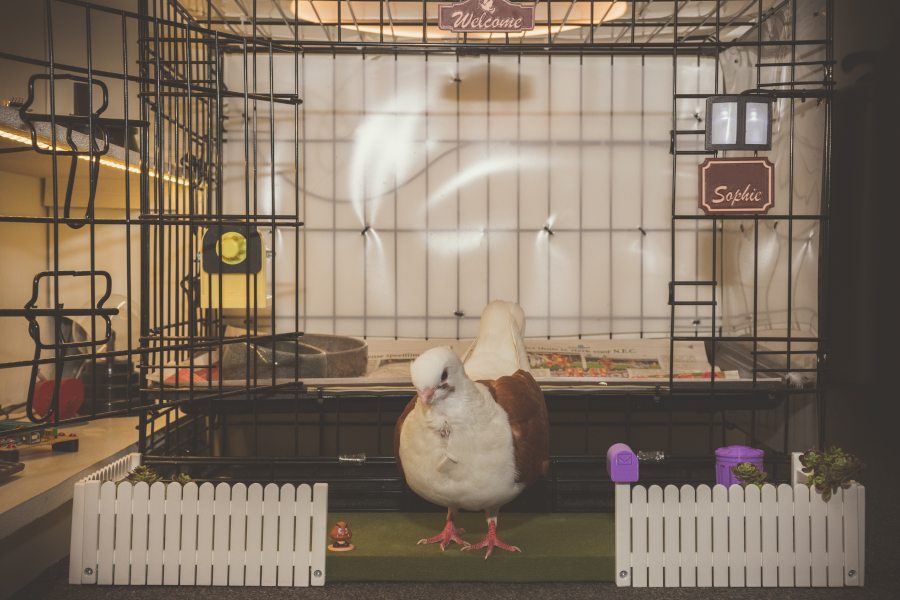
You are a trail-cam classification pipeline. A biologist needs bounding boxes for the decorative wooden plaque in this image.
[698,157,775,215]
[438,0,535,33]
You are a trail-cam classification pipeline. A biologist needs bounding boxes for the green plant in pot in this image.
[123,465,162,486]
[105,465,191,487]
[800,445,865,501]
[730,462,768,489]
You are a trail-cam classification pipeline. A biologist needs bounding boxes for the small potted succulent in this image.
[107,465,191,487]
[730,462,769,489]
[800,444,865,501]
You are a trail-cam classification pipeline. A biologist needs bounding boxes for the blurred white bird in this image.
[394,301,549,558]
[460,300,531,381]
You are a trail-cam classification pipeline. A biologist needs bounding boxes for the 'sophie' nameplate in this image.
[438,0,535,34]
[698,157,775,215]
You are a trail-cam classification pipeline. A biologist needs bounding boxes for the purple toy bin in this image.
[715,445,764,487]
[607,443,639,482]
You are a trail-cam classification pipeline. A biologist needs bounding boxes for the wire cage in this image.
[0,0,833,513]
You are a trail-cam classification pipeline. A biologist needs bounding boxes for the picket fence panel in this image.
[648,485,663,587]
[664,485,679,587]
[180,482,199,585]
[131,482,150,585]
[713,485,728,587]
[163,483,182,585]
[278,484,297,587]
[196,482,214,585]
[228,483,248,586]
[761,484,777,586]
[245,483,264,586]
[80,480,100,584]
[827,487,845,587]
[69,453,328,587]
[294,483,313,587]
[778,484,795,587]
[147,482,165,585]
[810,483,827,585]
[616,480,866,588]
[745,484,762,587]
[631,485,647,587]
[843,484,860,587]
[213,482,231,586]
[680,485,696,587]
[97,482,116,585]
[729,485,745,587]
[696,485,712,587]
[113,482,133,585]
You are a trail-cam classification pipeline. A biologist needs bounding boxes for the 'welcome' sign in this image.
[698,158,775,215]
[438,0,535,34]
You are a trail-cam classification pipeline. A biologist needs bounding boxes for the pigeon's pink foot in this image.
[418,518,468,550]
[462,517,520,559]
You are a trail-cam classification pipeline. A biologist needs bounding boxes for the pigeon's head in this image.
[410,346,467,407]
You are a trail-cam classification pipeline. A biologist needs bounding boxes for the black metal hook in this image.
[8,271,119,425]
[19,74,112,157]
[18,74,150,229]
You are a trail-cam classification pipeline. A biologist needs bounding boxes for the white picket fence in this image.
[69,453,329,587]
[615,479,865,587]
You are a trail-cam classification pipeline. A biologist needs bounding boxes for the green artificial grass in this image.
[325,512,616,582]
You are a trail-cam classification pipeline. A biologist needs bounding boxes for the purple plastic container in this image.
[715,445,764,487]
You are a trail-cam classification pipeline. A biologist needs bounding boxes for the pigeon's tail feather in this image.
[463,300,530,381]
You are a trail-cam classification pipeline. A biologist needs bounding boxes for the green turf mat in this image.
[325,512,616,582]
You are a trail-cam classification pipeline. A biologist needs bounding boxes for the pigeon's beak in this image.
[418,387,436,406]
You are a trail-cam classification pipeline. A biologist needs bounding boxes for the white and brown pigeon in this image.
[394,300,549,558]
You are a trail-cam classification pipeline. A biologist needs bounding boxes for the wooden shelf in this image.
[0,417,140,599]
[0,107,189,210]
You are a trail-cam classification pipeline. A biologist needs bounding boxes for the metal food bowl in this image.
[296,334,368,378]
[222,340,327,380]
[220,334,367,380]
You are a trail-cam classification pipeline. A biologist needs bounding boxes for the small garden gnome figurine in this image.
[328,521,354,551]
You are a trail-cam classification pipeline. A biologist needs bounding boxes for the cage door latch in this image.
[339,453,366,466]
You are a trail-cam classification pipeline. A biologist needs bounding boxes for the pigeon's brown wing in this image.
[393,396,418,476]
[478,370,550,486]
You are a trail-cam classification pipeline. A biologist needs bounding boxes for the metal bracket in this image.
[339,453,366,466]
[18,74,150,229]
[0,271,118,424]
[637,450,665,462]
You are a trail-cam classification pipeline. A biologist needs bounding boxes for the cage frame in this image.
[0,0,833,513]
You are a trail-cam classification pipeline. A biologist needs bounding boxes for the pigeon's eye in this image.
[441,369,448,382]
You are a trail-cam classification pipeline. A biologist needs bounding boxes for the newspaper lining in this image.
[149,337,739,387]
[366,338,735,380]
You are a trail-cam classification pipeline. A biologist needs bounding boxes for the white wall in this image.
[0,0,141,120]
[718,0,827,343]
[221,52,734,341]
[0,172,49,407]
[0,0,142,409]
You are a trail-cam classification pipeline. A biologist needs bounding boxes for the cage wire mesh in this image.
[0,0,832,511]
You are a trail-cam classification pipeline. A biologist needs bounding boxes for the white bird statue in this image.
[394,301,549,558]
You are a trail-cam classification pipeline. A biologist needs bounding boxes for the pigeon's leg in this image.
[417,507,469,550]
[462,511,520,559]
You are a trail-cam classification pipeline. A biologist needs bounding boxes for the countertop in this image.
[0,416,139,541]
